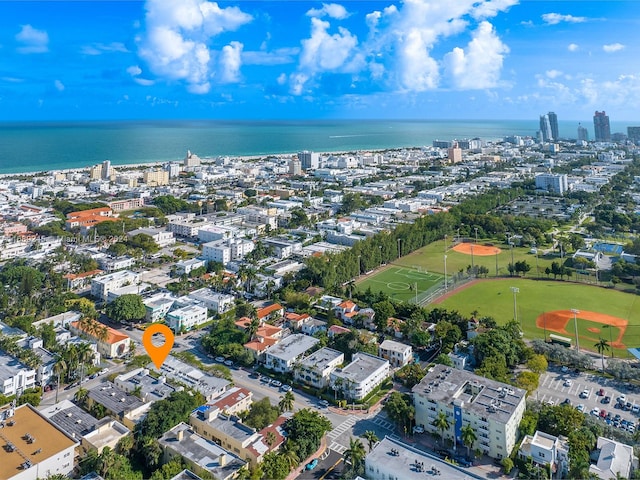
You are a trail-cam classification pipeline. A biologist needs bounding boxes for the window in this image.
[540,453,545,458]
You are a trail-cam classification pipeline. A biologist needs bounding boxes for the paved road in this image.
[297,449,344,480]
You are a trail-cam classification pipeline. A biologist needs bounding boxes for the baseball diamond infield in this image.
[537,310,628,349]
[452,243,502,256]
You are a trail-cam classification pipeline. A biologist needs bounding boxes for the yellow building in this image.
[143,169,170,186]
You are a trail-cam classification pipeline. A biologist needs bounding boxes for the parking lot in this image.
[537,365,640,434]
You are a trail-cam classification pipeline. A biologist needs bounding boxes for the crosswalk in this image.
[327,416,358,454]
[371,416,394,431]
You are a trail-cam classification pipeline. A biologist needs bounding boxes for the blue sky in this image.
[0,1,638,121]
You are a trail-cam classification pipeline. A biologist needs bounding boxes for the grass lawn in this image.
[395,238,561,278]
[356,265,444,304]
[431,278,640,356]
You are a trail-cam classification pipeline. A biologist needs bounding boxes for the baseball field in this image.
[431,278,640,356]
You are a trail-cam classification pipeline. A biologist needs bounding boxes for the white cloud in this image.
[127,65,143,76]
[568,43,579,52]
[54,80,64,91]
[138,0,252,93]
[134,78,156,86]
[242,47,299,66]
[542,13,587,25]
[15,24,49,54]
[306,3,349,20]
[299,18,359,72]
[80,42,128,55]
[471,0,518,20]
[603,43,625,53]
[545,69,562,79]
[219,41,243,83]
[443,21,509,89]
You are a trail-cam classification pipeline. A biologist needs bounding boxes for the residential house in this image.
[159,422,246,480]
[589,436,637,480]
[378,340,413,368]
[150,356,230,402]
[166,304,208,333]
[256,303,284,323]
[207,387,253,416]
[90,270,141,302]
[127,227,175,247]
[63,269,104,290]
[114,368,178,402]
[69,320,130,359]
[175,258,207,276]
[519,430,569,478]
[0,353,36,396]
[301,318,328,336]
[86,382,151,430]
[187,289,235,315]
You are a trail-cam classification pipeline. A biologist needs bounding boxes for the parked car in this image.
[413,425,425,434]
[280,384,292,392]
[590,407,600,417]
[224,360,234,367]
[271,380,282,388]
[576,404,585,413]
[561,398,571,406]
[305,459,319,471]
[598,388,605,396]
[454,457,472,468]
[599,409,607,418]
[618,394,627,403]
[603,396,611,404]
[215,356,225,363]
[318,399,330,408]
[633,404,640,414]
[564,379,572,387]
[561,366,569,373]
[580,389,590,399]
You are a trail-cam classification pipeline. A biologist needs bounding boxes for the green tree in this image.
[106,294,147,323]
[594,338,609,374]
[372,300,395,331]
[53,356,67,403]
[501,457,514,474]
[150,459,185,480]
[527,354,548,374]
[260,452,290,480]
[283,408,332,461]
[434,353,454,367]
[74,387,89,406]
[432,411,450,445]
[243,398,281,430]
[516,371,540,396]
[383,392,415,432]
[361,430,379,451]
[461,424,477,459]
[278,391,295,413]
[344,437,366,474]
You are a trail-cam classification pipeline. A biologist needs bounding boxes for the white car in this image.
[590,407,600,417]
[618,394,627,403]
[413,425,425,434]
[576,404,585,413]
[580,389,590,399]
[564,379,572,387]
[561,366,569,373]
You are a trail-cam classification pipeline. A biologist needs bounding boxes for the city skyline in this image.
[0,1,639,121]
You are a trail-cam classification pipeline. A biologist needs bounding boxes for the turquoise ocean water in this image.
[0,119,632,174]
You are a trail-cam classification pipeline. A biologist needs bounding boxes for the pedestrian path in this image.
[327,415,358,454]
[371,416,394,431]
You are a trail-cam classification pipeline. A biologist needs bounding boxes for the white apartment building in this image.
[0,353,36,396]
[263,334,319,373]
[144,293,176,323]
[187,289,235,314]
[413,364,526,460]
[519,430,569,478]
[175,258,207,275]
[168,218,213,238]
[294,347,344,389]
[378,340,413,368]
[166,304,208,333]
[589,436,637,480]
[91,270,141,302]
[535,173,568,195]
[198,225,237,243]
[0,405,78,480]
[127,227,175,247]
[330,352,389,401]
[202,238,254,264]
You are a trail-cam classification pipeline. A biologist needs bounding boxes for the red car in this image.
[600,409,607,418]
[598,388,605,396]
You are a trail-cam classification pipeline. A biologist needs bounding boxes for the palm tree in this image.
[432,411,450,446]
[461,424,477,459]
[76,342,94,385]
[53,356,67,403]
[346,279,356,299]
[142,438,163,469]
[333,377,343,400]
[97,447,117,477]
[361,430,379,451]
[265,431,277,447]
[594,338,609,373]
[344,437,366,472]
[278,391,295,413]
[281,447,299,469]
[74,387,89,406]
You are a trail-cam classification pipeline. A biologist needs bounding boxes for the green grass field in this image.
[356,265,444,304]
[431,278,640,356]
[396,238,566,279]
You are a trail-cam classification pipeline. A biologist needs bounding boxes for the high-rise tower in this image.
[547,112,559,141]
[577,123,589,142]
[593,111,611,142]
[539,114,553,142]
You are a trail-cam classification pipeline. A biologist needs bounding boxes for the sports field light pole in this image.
[571,308,580,352]
[444,254,448,291]
[474,227,478,245]
[511,287,520,329]
[470,244,475,275]
[414,282,418,304]
[397,238,402,260]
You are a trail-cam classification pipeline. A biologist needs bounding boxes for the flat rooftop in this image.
[88,382,146,416]
[159,422,245,478]
[0,404,77,479]
[40,400,101,439]
[298,347,344,368]
[366,436,483,480]
[265,334,319,362]
[191,408,258,444]
[334,352,388,384]
[0,353,31,384]
[412,364,526,424]
[151,356,230,399]
[379,339,411,353]
[115,368,177,402]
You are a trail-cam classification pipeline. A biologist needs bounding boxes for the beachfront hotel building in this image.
[413,364,526,460]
